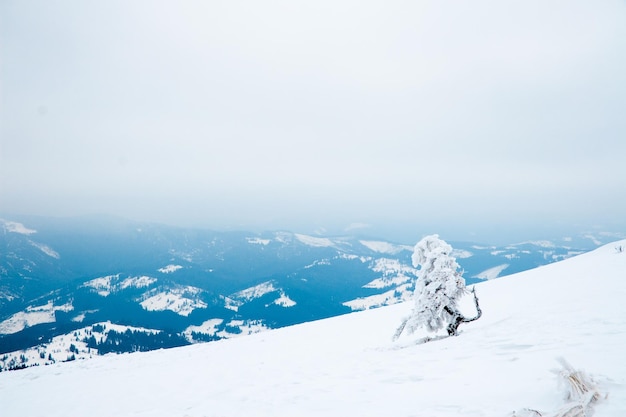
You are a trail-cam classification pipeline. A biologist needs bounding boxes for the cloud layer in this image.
[1,0,625,241]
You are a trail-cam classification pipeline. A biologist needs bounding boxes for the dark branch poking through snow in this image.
[445,287,482,336]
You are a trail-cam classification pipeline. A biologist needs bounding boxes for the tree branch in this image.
[446,287,482,336]
[461,287,482,323]
[392,316,409,341]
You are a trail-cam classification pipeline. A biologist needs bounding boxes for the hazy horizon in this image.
[2,210,623,249]
[2,1,625,245]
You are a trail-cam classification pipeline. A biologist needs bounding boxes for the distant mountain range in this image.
[0,215,622,371]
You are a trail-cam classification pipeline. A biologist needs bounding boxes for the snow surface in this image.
[223,296,240,312]
[157,264,183,274]
[71,312,87,322]
[228,282,296,309]
[362,258,418,289]
[230,281,277,303]
[344,258,418,310]
[183,319,224,342]
[0,321,160,370]
[0,301,73,335]
[246,237,271,245]
[520,240,556,248]
[304,259,331,268]
[362,275,409,289]
[119,276,157,290]
[216,319,269,339]
[473,263,510,280]
[29,240,60,258]
[0,291,16,302]
[294,233,334,247]
[83,274,157,296]
[583,234,603,246]
[1,241,625,416]
[272,292,296,307]
[336,253,370,262]
[82,275,118,296]
[273,231,293,244]
[0,219,37,235]
[451,248,473,259]
[343,283,413,311]
[359,240,410,254]
[139,286,207,316]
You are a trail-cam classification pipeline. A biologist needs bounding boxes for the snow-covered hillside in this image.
[1,241,625,416]
[0,322,162,369]
[0,300,73,335]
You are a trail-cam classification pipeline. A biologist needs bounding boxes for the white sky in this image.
[1,0,625,242]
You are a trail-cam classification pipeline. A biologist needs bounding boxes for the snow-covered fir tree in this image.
[394,234,481,340]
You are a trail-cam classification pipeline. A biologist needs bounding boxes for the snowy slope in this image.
[0,322,161,369]
[1,241,625,417]
[83,274,157,297]
[0,219,37,235]
[139,286,207,316]
[0,301,73,335]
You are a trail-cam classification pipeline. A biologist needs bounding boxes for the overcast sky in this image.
[1,0,625,243]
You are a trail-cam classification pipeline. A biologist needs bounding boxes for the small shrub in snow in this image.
[512,359,605,417]
[551,358,603,417]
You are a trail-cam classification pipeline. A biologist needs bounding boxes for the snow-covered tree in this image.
[393,234,481,340]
